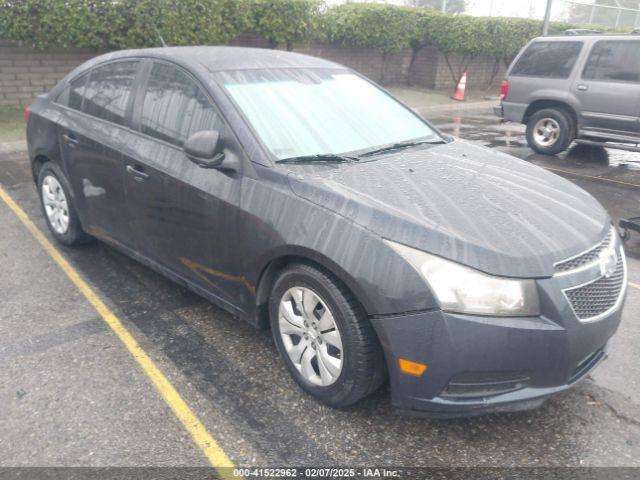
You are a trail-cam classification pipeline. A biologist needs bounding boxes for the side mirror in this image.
[184,130,224,168]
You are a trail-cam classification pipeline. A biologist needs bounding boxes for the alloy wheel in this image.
[41,175,69,235]
[278,286,343,386]
[533,117,560,147]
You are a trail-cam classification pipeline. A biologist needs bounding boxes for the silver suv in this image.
[495,35,640,155]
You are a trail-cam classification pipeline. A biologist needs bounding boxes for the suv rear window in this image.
[583,40,640,82]
[511,41,583,78]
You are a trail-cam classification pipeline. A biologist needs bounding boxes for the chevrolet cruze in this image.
[25,47,627,416]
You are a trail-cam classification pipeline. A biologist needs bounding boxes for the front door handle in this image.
[577,84,588,91]
[62,133,79,147]
[126,164,149,181]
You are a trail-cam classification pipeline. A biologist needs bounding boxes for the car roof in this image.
[85,46,345,72]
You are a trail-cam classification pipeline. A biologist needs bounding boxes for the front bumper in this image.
[370,301,622,418]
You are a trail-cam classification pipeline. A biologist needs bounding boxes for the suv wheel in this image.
[269,263,385,408]
[526,108,574,155]
[37,163,92,246]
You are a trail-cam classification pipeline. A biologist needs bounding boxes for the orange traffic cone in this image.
[451,72,467,101]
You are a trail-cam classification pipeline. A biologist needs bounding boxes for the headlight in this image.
[385,240,540,316]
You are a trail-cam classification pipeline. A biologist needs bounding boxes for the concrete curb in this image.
[417,100,497,114]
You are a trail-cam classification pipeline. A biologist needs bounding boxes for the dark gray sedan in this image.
[25,47,627,417]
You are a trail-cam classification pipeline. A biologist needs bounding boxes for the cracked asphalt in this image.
[1,102,640,468]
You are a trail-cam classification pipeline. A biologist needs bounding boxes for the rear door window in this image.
[582,40,640,82]
[82,61,139,126]
[511,41,583,78]
[139,62,223,147]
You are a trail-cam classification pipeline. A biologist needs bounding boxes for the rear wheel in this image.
[526,108,574,155]
[269,263,385,408]
[37,163,92,246]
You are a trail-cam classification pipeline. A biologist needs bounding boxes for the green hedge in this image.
[0,0,311,50]
[0,0,629,58]
[323,3,421,55]
[250,0,322,50]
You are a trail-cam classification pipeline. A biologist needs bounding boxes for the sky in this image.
[467,0,548,18]
[324,0,630,22]
[323,0,551,18]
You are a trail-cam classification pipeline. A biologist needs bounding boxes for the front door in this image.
[122,61,245,310]
[575,40,640,135]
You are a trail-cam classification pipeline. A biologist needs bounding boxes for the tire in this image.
[526,108,575,155]
[37,162,92,246]
[269,263,386,408]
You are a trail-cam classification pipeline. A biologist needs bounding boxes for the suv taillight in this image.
[23,105,31,122]
[500,80,508,101]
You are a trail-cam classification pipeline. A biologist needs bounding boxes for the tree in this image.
[324,3,420,81]
[249,0,322,50]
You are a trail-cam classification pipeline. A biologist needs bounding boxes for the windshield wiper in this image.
[276,153,359,164]
[358,138,446,158]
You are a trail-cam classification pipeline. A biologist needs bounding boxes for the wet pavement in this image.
[1,104,640,468]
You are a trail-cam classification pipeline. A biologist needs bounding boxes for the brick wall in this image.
[230,33,443,86]
[0,36,505,107]
[0,40,95,106]
[433,52,504,89]
[231,33,504,89]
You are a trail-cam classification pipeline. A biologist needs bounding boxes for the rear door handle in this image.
[126,164,149,181]
[577,84,588,91]
[62,133,79,147]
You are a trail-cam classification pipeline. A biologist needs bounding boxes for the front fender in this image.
[241,172,438,317]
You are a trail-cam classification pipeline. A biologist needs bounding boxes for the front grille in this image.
[564,252,625,321]
[554,228,613,274]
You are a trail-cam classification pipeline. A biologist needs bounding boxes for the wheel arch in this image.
[523,100,578,131]
[31,153,51,184]
[253,249,374,330]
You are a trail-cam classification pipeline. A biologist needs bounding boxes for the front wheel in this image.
[526,108,574,155]
[269,263,385,408]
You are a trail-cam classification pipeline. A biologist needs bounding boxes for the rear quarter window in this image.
[511,41,583,78]
[582,40,640,82]
[55,73,88,111]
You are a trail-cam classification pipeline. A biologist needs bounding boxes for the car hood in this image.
[286,140,610,278]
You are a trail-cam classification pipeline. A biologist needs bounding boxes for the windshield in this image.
[219,68,439,160]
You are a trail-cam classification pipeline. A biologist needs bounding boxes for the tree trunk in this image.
[486,56,501,89]
[407,47,421,86]
[380,51,388,83]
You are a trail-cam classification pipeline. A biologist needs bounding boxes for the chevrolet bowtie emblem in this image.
[599,247,618,278]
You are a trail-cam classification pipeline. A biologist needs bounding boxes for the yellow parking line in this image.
[629,282,640,290]
[0,185,235,476]
[543,166,640,188]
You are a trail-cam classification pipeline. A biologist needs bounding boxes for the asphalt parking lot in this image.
[2,103,640,469]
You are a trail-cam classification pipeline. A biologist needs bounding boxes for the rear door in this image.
[122,60,245,309]
[506,40,584,121]
[57,60,141,247]
[574,39,640,135]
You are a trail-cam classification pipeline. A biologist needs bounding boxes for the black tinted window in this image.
[583,41,640,82]
[82,61,139,125]
[56,73,88,111]
[511,41,583,78]
[140,63,222,147]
